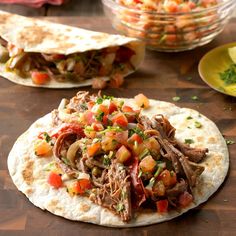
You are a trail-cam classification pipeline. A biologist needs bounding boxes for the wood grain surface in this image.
[0,16,236,236]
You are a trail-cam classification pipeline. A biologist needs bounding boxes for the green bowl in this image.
[198,42,236,97]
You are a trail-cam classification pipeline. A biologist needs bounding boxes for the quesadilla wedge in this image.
[8,92,229,227]
[0,10,145,88]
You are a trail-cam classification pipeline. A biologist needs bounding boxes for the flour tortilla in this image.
[8,98,229,227]
[0,10,145,88]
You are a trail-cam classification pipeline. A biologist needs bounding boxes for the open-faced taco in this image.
[8,92,229,227]
[0,11,144,88]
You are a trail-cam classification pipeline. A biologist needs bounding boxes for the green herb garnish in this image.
[139,148,150,160]
[184,139,194,144]
[129,127,146,139]
[225,139,235,145]
[138,169,143,178]
[96,97,103,104]
[172,96,181,102]
[194,121,202,128]
[186,76,192,81]
[95,111,104,121]
[186,116,193,120]
[116,203,125,212]
[43,132,51,143]
[191,95,198,100]
[219,64,236,85]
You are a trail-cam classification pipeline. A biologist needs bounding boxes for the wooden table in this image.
[0,16,236,235]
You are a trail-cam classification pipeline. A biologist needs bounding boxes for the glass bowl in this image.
[102,0,236,52]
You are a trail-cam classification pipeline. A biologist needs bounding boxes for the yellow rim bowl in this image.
[198,42,236,97]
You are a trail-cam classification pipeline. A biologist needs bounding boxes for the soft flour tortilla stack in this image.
[8,93,229,227]
[0,10,145,88]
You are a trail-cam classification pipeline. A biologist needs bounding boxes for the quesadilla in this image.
[0,10,145,88]
[8,92,229,227]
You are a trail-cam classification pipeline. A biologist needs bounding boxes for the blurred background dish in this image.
[198,42,236,97]
[102,0,236,52]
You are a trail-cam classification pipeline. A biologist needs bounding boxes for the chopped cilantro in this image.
[186,116,193,120]
[138,148,150,160]
[116,203,125,212]
[172,96,181,102]
[103,95,114,100]
[149,177,155,186]
[129,127,146,139]
[95,111,104,121]
[191,95,198,100]
[184,139,194,144]
[219,64,236,85]
[225,139,235,145]
[96,95,114,104]
[96,97,103,104]
[194,121,202,128]
[138,169,143,178]
[43,132,51,143]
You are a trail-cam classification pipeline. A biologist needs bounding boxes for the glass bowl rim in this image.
[102,0,236,16]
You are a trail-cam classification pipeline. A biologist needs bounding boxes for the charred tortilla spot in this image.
[208,136,217,144]
[25,188,34,195]
[22,160,34,185]
[91,34,108,41]
[79,203,91,212]
[48,200,63,212]
[18,25,53,46]
[0,15,9,24]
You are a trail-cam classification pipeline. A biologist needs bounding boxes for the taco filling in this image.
[0,36,135,87]
[34,92,208,222]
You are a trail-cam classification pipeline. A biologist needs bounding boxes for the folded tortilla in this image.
[0,10,145,88]
[8,96,229,227]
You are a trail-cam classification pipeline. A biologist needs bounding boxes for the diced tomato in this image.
[116,145,132,164]
[156,199,168,213]
[73,179,92,194]
[122,105,134,113]
[108,102,118,114]
[122,106,137,122]
[47,172,62,188]
[91,123,104,131]
[50,54,65,61]
[87,101,95,110]
[164,1,178,13]
[115,46,135,63]
[139,155,156,173]
[111,112,128,127]
[34,140,52,157]
[134,93,150,108]
[188,1,196,9]
[98,104,109,115]
[158,170,177,187]
[92,78,107,89]
[115,130,129,145]
[84,111,95,125]
[102,114,109,125]
[31,71,50,85]
[179,191,193,207]
[110,74,124,88]
[128,133,143,144]
[87,142,101,157]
